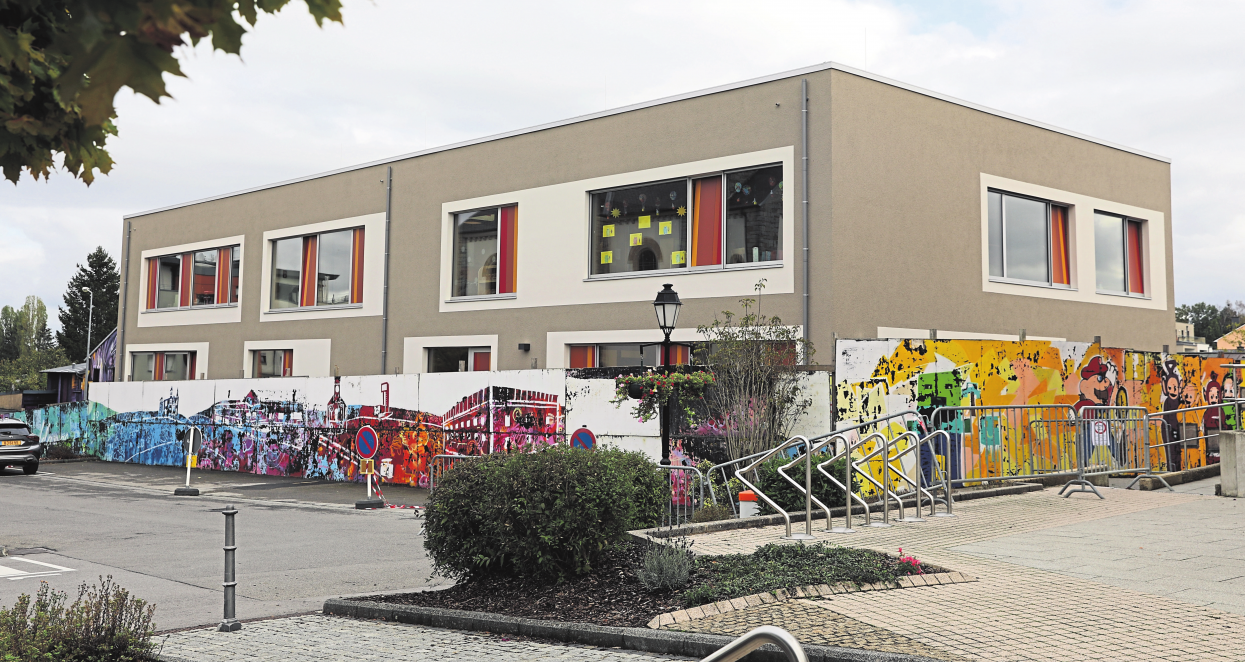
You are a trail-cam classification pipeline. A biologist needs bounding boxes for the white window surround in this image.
[259,212,385,322]
[242,339,331,378]
[877,327,1067,342]
[546,327,801,369]
[138,236,244,328]
[403,335,498,374]
[438,147,796,313]
[123,342,211,381]
[979,173,1166,311]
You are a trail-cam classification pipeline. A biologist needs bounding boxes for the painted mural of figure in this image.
[1074,356,1115,415]
[1159,359,1183,472]
[1224,373,1239,431]
[261,441,290,476]
[1204,374,1223,463]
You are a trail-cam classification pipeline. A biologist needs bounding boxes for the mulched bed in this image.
[368,538,680,628]
[365,539,940,629]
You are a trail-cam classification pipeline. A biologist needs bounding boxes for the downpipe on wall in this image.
[801,79,811,363]
[381,166,393,374]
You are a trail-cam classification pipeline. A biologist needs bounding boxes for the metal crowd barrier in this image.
[659,464,707,528]
[929,404,1079,490]
[1151,402,1238,473]
[1059,406,1148,499]
[428,453,483,491]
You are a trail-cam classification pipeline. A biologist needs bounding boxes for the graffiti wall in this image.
[17,369,835,486]
[835,339,1242,483]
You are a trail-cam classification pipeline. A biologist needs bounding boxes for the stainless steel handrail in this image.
[701,625,809,662]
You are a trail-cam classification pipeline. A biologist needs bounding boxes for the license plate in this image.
[1,440,22,446]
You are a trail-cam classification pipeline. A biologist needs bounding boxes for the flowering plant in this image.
[612,370,715,423]
[897,548,924,575]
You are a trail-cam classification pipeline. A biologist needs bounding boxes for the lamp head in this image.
[653,283,682,338]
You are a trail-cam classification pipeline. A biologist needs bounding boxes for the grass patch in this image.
[682,542,930,607]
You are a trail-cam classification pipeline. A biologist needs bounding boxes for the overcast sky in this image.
[4,0,1243,326]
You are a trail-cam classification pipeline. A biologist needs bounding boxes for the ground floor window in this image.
[569,343,689,368]
[428,346,491,372]
[253,349,293,378]
[131,352,195,381]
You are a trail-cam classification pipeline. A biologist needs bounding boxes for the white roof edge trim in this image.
[124,61,1171,220]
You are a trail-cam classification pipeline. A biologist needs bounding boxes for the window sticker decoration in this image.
[602,224,615,237]
[677,206,686,217]
[600,251,613,264]
[638,216,651,228]
[659,221,672,235]
[672,251,686,265]
[629,233,643,247]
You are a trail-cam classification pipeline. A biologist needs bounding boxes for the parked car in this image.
[0,417,41,474]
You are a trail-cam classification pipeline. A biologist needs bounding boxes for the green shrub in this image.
[636,537,694,592]
[684,542,924,606]
[690,502,733,523]
[753,454,857,515]
[0,577,155,661]
[424,445,669,583]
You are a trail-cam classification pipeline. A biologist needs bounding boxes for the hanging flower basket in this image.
[611,371,715,423]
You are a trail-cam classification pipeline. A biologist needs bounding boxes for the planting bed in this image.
[368,539,938,628]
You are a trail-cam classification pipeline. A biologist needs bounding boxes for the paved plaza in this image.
[674,478,1245,661]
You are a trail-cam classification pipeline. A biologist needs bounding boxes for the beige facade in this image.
[115,63,1176,381]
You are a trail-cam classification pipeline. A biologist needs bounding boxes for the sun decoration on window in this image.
[676,206,686,217]
[610,208,621,218]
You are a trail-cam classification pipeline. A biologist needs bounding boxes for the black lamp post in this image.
[653,284,682,465]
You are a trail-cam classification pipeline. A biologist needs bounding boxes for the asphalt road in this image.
[0,461,446,631]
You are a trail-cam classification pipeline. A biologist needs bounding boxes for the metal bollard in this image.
[218,505,241,632]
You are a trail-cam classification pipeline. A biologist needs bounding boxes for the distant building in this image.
[1216,322,1245,351]
[40,363,87,403]
[1175,321,1209,353]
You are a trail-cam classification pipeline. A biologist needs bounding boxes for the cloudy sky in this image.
[4,0,1243,325]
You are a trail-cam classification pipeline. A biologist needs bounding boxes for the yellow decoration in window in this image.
[602,224,615,237]
[676,206,686,217]
[659,221,672,235]
[672,251,686,265]
[638,216,651,228]
[629,233,643,247]
[610,208,621,218]
[600,251,613,264]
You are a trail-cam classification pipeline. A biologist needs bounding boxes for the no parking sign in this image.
[355,425,379,459]
[570,426,596,450]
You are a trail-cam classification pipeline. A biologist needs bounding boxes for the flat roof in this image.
[126,61,1171,220]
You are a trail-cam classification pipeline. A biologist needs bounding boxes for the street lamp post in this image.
[652,284,682,465]
[81,287,93,403]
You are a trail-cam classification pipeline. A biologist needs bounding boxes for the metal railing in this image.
[929,404,1080,489]
[735,435,817,540]
[1151,401,1240,473]
[1060,406,1149,499]
[659,464,707,528]
[701,626,808,662]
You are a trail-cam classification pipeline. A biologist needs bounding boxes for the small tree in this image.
[696,280,814,460]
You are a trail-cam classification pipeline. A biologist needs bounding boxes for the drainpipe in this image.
[801,79,810,363]
[117,220,132,381]
[381,166,393,374]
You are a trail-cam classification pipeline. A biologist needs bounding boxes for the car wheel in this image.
[23,462,38,475]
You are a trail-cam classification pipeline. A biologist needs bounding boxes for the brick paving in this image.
[674,484,1245,661]
[157,614,692,662]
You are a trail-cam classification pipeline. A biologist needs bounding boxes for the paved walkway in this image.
[158,615,690,662]
[675,479,1245,661]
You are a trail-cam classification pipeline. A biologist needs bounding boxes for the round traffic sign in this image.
[570,426,596,450]
[355,425,379,459]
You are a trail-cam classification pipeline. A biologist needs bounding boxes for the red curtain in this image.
[300,236,318,307]
[569,346,595,368]
[1127,220,1144,294]
[217,248,232,303]
[498,206,517,294]
[145,258,158,309]
[281,350,293,377]
[1050,206,1070,286]
[178,253,193,307]
[691,177,722,266]
[472,351,491,372]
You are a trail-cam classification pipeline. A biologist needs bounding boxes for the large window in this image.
[1094,212,1145,296]
[590,164,782,276]
[253,349,292,378]
[987,190,1070,287]
[270,228,364,309]
[428,347,491,372]
[452,206,517,297]
[131,352,195,381]
[569,343,689,368]
[146,246,240,310]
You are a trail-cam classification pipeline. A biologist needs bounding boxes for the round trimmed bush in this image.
[423,445,668,582]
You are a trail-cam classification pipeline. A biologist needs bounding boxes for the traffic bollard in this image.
[218,504,241,632]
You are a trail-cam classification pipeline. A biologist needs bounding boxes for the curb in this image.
[321,599,948,662]
[649,572,977,629]
[631,482,1044,539]
[1136,463,1220,490]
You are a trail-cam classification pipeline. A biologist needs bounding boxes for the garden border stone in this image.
[322,598,949,662]
[630,482,1044,540]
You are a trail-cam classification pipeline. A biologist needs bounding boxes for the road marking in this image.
[0,556,76,581]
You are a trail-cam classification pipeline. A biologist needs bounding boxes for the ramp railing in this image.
[734,435,816,540]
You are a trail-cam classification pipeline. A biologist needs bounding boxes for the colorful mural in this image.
[834,339,1244,485]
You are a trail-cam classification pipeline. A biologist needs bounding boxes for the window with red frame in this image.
[270,228,365,309]
[1093,212,1145,296]
[145,245,240,310]
[131,352,196,381]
